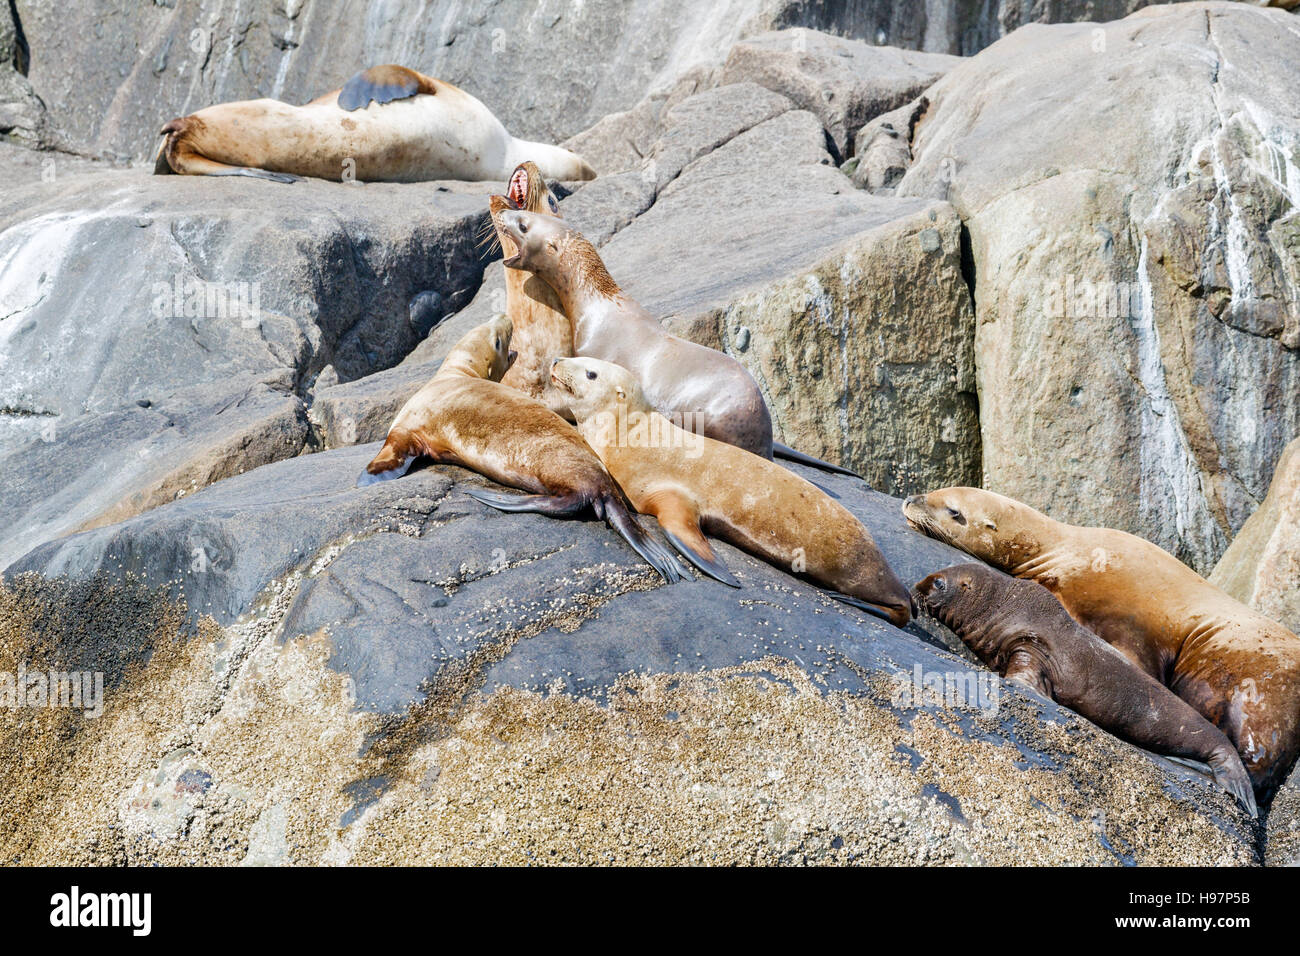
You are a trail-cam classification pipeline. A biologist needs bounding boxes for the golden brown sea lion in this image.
[492,208,860,476]
[916,563,1257,816]
[155,65,596,184]
[552,356,912,625]
[905,487,1300,800]
[485,163,574,419]
[358,316,687,583]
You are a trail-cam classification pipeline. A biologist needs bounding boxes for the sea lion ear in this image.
[983,519,997,531]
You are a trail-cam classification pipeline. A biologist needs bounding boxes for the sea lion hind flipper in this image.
[771,442,861,478]
[603,499,692,584]
[339,65,434,111]
[825,590,904,625]
[659,525,739,587]
[1208,748,1259,818]
[462,488,585,515]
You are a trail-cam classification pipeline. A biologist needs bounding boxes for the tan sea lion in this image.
[155,65,596,184]
[916,563,1257,816]
[492,208,860,476]
[904,487,1300,800]
[358,316,688,583]
[484,163,575,419]
[552,356,912,625]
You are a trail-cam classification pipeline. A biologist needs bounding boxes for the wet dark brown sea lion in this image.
[916,562,1257,816]
[905,486,1300,801]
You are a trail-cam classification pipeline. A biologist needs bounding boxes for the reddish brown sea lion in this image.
[358,315,687,583]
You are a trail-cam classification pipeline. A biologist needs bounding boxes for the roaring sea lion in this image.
[155,64,596,184]
[904,487,1300,801]
[358,316,688,583]
[916,563,1257,816]
[551,356,912,625]
[492,208,859,476]
[485,163,575,419]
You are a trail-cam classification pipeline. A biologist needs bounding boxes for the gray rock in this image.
[720,29,959,158]
[3,441,1259,862]
[897,1,1300,572]
[0,172,494,566]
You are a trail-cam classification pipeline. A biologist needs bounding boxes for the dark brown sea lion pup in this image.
[492,208,859,477]
[155,65,596,184]
[552,356,911,625]
[916,563,1257,816]
[357,316,688,583]
[485,163,575,419]
[905,487,1300,801]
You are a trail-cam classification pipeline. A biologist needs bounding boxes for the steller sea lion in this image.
[155,64,596,184]
[904,486,1300,801]
[916,563,1257,816]
[485,163,575,419]
[552,356,912,626]
[491,208,860,477]
[358,315,688,583]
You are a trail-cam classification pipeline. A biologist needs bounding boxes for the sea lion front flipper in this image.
[771,442,862,478]
[338,65,436,111]
[357,429,423,487]
[163,144,303,183]
[1207,747,1259,818]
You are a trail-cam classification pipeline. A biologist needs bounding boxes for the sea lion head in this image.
[914,563,1001,631]
[550,357,647,423]
[493,211,619,300]
[448,314,517,382]
[487,162,563,257]
[903,487,1047,571]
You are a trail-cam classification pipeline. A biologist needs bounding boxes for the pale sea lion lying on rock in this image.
[155,64,596,184]
[551,356,912,626]
[491,207,860,477]
[916,563,1257,816]
[906,486,1300,802]
[357,316,688,583]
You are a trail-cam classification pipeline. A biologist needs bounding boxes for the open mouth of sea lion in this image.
[508,166,530,208]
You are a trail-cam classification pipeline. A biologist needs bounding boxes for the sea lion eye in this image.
[947,507,966,526]
[547,193,558,213]
[585,370,598,380]
[932,578,947,592]
[518,220,529,234]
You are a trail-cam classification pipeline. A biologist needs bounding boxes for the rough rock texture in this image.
[0,172,494,567]
[1212,437,1300,633]
[0,445,1259,865]
[720,29,959,158]
[0,2,44,146]
[313,84,980,492]
[10,0,1244,164]
[897,1,1300,572]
